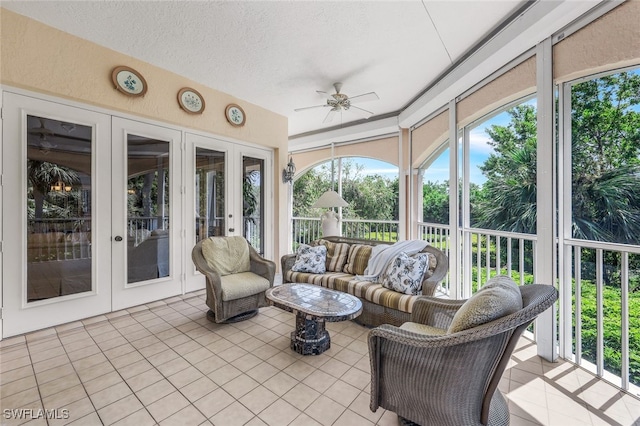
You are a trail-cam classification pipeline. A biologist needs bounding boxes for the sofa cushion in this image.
[333,278,418,314]
[202,236,250,276]
[291,244,327,274]
[286,270,353,289]
[343,244,373,275]
[318,239,350,272]
[220,272,271,301]
[447,275,522,333]
[381,252,431,295]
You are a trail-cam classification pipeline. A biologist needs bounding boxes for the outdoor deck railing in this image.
[561,239,640,394]
[291,217,399,250]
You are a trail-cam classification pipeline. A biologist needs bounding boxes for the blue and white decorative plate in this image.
[178,88,205,114]
[111,66,147,97]
[225,104,246,127]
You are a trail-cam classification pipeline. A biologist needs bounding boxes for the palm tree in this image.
[27,160,80,219]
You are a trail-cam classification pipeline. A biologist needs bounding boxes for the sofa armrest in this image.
[420,245,449,296]
[281,254,297,282]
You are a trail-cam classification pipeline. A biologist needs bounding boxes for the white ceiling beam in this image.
[288,116,399,152]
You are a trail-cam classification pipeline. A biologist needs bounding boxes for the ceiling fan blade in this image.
[316,90,334,100]
[294,104,328,112]
[323,108,338,123]
[348,92,379,103]
[349,105,374,118]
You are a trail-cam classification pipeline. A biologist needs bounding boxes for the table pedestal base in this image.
[291,314,330,355]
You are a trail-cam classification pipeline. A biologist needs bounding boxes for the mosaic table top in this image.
[265,283,362,322]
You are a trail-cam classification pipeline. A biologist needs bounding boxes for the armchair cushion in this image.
[447,275,522,333]
[318,239,350,272]
[220,272,271,301]
[201,236,250,276]
[291,244,327,274]
[343,244,373,275]
[381,252,431,295]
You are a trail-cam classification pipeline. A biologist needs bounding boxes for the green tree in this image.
[293,159,399,221]
[475,71,640,243]
[422,180,449,224]
[473,103,538,233]
[571,72,640,245]
[292,164,331,218]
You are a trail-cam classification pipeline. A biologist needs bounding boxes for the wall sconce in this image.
[282,157,296,184]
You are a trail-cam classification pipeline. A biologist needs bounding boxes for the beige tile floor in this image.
[1,283,640,426]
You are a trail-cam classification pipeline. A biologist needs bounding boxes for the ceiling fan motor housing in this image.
[327,93,350,110]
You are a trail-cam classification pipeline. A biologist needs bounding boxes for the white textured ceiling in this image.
[1,1,589,139]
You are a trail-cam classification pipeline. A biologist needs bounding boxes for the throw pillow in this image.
[318,239,350,272]
[343,244,373,275]
[447,275,522,334]
[380,252,430,295]
[291,244,327,274]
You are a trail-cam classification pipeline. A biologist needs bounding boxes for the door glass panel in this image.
[243,156,264,254]
[27,116,92,301]
[195,147,225,241]
[127,135,170,283]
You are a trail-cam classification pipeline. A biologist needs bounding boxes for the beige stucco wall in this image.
[554,0,640,83]
[456,56,536,128]
[1,9,290,263]
[290,136,399,176]
[411,109,449,168]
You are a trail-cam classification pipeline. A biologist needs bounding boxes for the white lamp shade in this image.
[311,190,348,208]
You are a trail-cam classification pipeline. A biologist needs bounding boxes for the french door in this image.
[2,93,113,337]
[1,93,271,337]
[2,94,184,336]
[111,118,183,310]
[184,133,272,292]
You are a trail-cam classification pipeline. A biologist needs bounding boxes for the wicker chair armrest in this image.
[281,254,297,282]
[249,245,276,285]
[191,247,224,300]
[368,324,512,417]
[410,296,465,328]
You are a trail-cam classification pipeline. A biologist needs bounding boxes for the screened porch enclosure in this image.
[289,5,640,395]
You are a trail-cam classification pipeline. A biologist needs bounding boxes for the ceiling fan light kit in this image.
[295,82,379,124]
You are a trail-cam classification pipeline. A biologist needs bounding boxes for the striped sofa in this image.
[281,237,449,327]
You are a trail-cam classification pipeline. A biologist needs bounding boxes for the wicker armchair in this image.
[368,283,558,426]
[192,237,275,323]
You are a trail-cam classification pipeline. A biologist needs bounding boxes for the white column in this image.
[535,37,557,362]
[398,128,406,241]
[448,100,461,300]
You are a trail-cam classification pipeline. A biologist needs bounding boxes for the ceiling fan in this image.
[295,82,379,123]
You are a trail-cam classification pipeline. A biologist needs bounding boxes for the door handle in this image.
[114,236,123,242]
[228,228,235,232]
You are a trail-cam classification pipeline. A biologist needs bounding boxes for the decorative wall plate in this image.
[111,66,147,97]
[178,88,205,114]
[225,104,246,127]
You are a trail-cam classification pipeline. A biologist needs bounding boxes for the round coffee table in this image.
[265,283,363,355]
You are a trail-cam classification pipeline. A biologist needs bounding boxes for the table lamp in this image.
[311,190,348,237]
